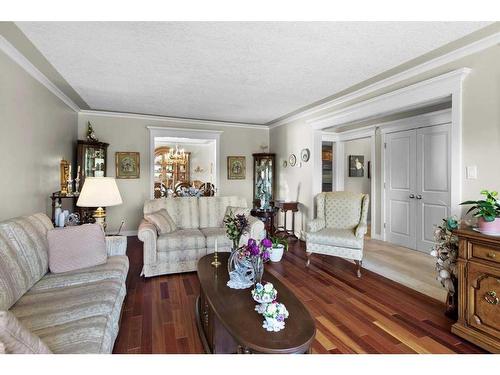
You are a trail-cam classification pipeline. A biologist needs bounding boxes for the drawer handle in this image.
[487,252,496,258]
[484,291,499,305]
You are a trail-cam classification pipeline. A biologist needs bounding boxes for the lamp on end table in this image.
[77,177,123,230]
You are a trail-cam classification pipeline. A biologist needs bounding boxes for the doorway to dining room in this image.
[148,127,221,199]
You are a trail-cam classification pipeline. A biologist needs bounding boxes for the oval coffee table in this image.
[196,252,316,354]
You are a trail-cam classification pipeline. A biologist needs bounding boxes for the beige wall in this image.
[270,43,500,239]
[0,50,77,221]
[77,113,269,233]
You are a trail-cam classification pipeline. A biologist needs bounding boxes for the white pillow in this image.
[145,209,177,234]
[47,224,107,273]
[0,311,52,354]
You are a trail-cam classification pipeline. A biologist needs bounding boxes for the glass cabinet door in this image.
[253,153,275,209]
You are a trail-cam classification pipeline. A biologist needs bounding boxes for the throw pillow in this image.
[0,311,52,354]
[47,224,107,273]
[145,209,177,235]
[222,206,251,226]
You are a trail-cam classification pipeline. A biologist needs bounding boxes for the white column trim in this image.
[148,127,222,200]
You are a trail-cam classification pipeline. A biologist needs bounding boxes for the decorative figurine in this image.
[74,165,81,195]
[86,121,99,142]
[66,164,73,195]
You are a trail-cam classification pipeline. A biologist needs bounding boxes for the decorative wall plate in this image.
[300,148,310,162]
[282,160,287,168]
[289,154,297,167]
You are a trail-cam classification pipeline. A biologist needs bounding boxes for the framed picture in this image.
[227,156,246,180]
[348,155,364,177]
[116,152,140,179]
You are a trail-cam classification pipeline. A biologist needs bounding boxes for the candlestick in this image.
[211,238,221,267]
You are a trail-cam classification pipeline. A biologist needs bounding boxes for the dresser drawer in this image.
[471,243,500,264]
[467,262,500,338]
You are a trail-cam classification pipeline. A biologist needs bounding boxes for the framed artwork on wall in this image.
[116,152,140,179]
[348,155,364,177]
[227,156,246,179]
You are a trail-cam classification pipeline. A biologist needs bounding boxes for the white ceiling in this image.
[17,22,490,124]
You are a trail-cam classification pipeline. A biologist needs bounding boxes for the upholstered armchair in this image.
[305,192,369,277]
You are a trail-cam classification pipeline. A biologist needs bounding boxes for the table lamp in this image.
[77,177,123,229]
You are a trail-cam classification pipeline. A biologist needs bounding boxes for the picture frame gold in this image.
[116,152,140,179]
[227,156,246,180]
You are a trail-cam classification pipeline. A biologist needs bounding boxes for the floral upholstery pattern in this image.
[138,196,265,277]
[306,192,369,263]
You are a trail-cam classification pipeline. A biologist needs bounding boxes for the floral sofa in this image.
[138,196,265,277]
[0,213,129,354]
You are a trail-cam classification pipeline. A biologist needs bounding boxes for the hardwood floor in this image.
[113,236,485,354]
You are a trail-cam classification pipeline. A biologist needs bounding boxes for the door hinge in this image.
[384,142,387,149]
[384,223,386,229]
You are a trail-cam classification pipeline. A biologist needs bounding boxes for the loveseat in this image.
[0,213,129,354]
[138,196,265,277]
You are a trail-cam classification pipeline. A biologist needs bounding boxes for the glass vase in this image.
[252,256,264,285]
[227,249,254,289]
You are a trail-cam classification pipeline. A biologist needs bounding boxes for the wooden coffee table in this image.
[195,253,316,354]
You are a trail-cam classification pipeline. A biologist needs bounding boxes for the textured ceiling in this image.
[17,22,490,124]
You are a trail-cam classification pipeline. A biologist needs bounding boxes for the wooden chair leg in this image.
[355,260,362,278]
[306,252,311,267]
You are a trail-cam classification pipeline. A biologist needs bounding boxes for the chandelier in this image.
[167,145,186,162]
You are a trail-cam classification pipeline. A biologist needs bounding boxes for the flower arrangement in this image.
[430,217,459,316]
[177,187,202,197]
[252,282,277,304]
[223,210,249,249]
[238,238,272,261]
[261,301,289,332]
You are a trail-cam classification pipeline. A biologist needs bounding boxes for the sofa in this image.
[0,213,129,354]
[138,196,265,277]
[305,191,369,277]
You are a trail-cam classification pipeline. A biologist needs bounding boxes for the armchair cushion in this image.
[47,224,107,274]
[145,209,177,234]
[324,192,365,229]
[157,229,206,252]
[307,218,326,233]
[306,228,363,249]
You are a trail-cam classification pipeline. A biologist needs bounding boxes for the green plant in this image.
[269,236,288,251]
[460,190,500,222]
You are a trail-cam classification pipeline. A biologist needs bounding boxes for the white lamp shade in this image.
[77,177,123,207]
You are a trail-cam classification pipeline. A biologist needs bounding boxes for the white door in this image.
[385,129,417,249]
[415,123,451,252]
[384,123,451,252]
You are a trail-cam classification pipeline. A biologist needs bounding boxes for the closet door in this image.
[385,129,417,249]
[415,123,451,252]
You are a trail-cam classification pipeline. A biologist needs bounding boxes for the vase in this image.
[478,217,500,236]
[227,250,254,289]
[252,257,264,285]
[270,244,285,262]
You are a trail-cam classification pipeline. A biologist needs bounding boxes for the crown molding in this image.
[268,31,500,129]
[0,35,80,112]
[80,109,268,130]
[308,68,470,130]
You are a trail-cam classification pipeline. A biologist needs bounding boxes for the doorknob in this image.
[409,194,415,199]
[416,195,422,199]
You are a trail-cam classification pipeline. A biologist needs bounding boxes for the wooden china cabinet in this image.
[452,227,500,353]
[154,146,191,198]
[76,140,109,192]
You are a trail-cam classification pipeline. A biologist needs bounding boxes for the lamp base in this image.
[93,207,106,231]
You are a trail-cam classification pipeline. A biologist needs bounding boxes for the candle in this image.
[214,238,218,254]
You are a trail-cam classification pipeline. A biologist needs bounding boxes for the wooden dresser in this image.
[452,227,500,353]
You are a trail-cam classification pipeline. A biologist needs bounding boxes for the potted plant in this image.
[460,190,500,235]
[268,236,288,262]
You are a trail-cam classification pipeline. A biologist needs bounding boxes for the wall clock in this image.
[289,154,297,167]
[301,148,310,162]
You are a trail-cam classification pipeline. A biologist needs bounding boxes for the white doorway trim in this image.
[147,126,223,200]
[309,68,470,240]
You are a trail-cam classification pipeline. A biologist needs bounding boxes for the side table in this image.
[250,207,279,238]
[105,235,128,256]
[274,201,299,240]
